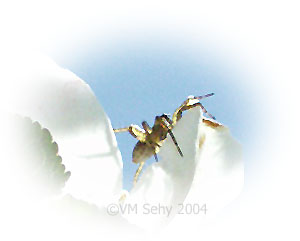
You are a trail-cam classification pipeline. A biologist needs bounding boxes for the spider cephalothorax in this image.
[114,93,215,185]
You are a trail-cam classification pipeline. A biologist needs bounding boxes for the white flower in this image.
[1,52,243,234]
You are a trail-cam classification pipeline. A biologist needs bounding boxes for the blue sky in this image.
[49,38,261,191]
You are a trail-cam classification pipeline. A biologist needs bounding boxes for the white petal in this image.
[185,118,244,215]
[2,52,123,206]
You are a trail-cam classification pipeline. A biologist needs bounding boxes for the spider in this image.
[113,93,215,185]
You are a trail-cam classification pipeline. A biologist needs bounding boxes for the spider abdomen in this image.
[132,141,156,164]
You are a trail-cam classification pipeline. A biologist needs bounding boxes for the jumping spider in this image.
[114,93,215,185]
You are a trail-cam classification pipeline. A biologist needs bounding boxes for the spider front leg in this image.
[190,102,216,120]
[113,125,147,142]
[172,94,215,125]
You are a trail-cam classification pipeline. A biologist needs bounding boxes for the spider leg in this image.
[172,96,215,124]
[161,116,184,157]
[133,161,145,186]
[196,102,216,120]
[142,121,152,134]
[113,125,147,142]
[176,102,216,121]
[195,92,214,100]
[167,129,184,157]
[172,100,192,125]
[113,127,130,133]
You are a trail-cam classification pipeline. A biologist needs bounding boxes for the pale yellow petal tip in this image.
[202,118,224,129]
